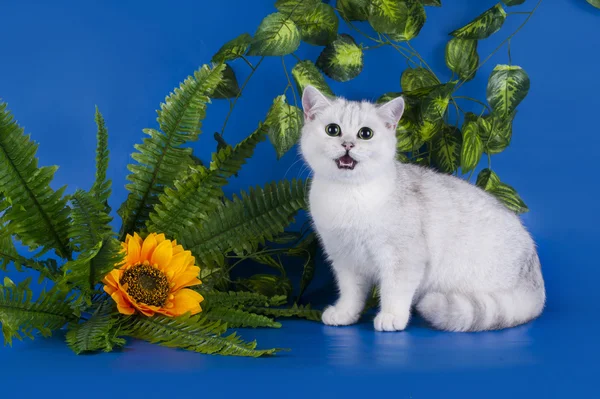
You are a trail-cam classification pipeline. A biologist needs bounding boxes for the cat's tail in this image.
[416,286,546,332]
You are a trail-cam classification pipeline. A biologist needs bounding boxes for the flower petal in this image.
[154,233,166,244]
[111,292,135,315]
[171,267,202,291]
[103,269,121,288]
[167,289,204,316]
[126,235,142,265]
[140,233,158,263]
[167,251,193,276]
[151,240,173,268]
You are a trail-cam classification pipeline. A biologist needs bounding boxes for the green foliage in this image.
[589,0,600,9]
[248,303,322,322]
[460,114,485,173]
[337,0,371,21]
[247,13,301,56]
[293,3,339,46]
[202,290,287,310]
[122,313,279,357]
[445,38,479,82]
[204,307,282,328]
[476,169,528,213]
[486,64,530,117]
[401,67,439,91]
[235,274,293,297]
[147,124,267,240]
[316,34,363,82]
[66,302,126,354]
[369,0,426,41]
[118,63,225,238]
[91,107,111,206]
[183,179,308,267]
[431,126,462,174]
[68,190,113,254]
[0,103,71,259]
[481,111,515,154]
[212,33,253,63]
[265,95,303,159]
[423,0,442,6]
[0,278,74,345]
[212,64,241,99]
[274,0,320,14]
[450,3,507,39]
[292,60,334,97]
[504,0,526,6]
[287,232,318,300]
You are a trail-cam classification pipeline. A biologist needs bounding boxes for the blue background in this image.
[1,0,599,397]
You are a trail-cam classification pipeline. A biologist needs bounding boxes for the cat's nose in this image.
[342,142,355,151]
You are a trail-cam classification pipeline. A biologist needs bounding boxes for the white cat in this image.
[299,85,546,332]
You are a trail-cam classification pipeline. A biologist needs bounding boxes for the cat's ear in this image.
[302,85,331,120]
[377,96,405,130]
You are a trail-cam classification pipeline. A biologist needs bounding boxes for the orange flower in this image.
[103,232,204,317]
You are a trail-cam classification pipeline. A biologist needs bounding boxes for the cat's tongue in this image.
[336,154,357,170]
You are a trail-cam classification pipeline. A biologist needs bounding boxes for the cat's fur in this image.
[299,85,546,332]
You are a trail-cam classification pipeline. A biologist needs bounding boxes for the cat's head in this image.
[299,85,404,182]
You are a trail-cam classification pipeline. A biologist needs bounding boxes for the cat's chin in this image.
[335,154,358,170]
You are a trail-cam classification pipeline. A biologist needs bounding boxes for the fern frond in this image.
[201,290,287,310]
[204,307,281,328]
[90,107,111,205]
[118,64,226,238]
[68,189,113,253]
[66,302,126,354]
[184,179,308,266]
[0,251,61,282]
[147,124,267,239]
[0,103,71,259]
[0,278,75,345]
[122,313,279,357]
[248,303,322,322]
[62,238,123,292]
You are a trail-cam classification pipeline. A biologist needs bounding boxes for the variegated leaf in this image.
[316,34,363,82]
[369,0,426,41]
[265,95,303,159]
[212,33,253,63]
[247,13,301,56]
[445,38,479,82]
[337,0,371,21]
[401,67,440,91]
[450,3,506,40]
[486,65,530,117]
[292,60,334,97]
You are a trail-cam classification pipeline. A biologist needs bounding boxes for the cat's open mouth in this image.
[335,153,357,170]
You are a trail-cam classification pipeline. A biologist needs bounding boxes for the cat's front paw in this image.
[374,311,410,332]
[322,305,360,326]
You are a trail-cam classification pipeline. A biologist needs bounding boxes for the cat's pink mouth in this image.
[335,154,357,170]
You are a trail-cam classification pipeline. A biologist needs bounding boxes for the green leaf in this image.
[460,115,484,173]
[316,34,364,82]
[204,307,281,328]
[450,3,507,39]
[423,0,442,6]
[401,67,440,92]
[183,179,307,267]
[68,189,113,254]
[275,0,321,14]
[0,103,71,259]
[212,33,253,63]
[147,124,267,241]
[247,13,301,56]
[369,0,426,41]
[475,169,528,213]
[118,64,225,238]
[377,92,423,151]
[291,60,334,97]
[476,168,501,191]
[489,182,529,214]
[201,291,287,310]
[247,303,322,322]
[91,107,111,206]
[288,232,318,300]
[0,278,74,345]
[66,302,126,354]
[236,274,293,298]
[337,0,371,21]
[588,0,600,9]
[212,64,240,99]
[486,65,530,117]
[445,38,479,82]
[265,95,303,159]
[503,0,526,6]
[431,126,462,174]
[418,82,457,141]
[294,3,339,46]
[122,313,279,357]
[481,111,516,154]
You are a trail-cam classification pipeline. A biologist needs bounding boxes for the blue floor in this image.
[2,310,596,397]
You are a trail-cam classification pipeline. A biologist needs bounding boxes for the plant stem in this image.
[291,52,301,62]
[220,56,265,137]
[281,56,298,108]
[454,96,492,112]
[455,0,544,91]
[241,55,255,70]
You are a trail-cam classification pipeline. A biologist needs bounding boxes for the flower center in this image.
[120,263,170,307]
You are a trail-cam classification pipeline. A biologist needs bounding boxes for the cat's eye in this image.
[357,127,374,140]
[325,123,341,137]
